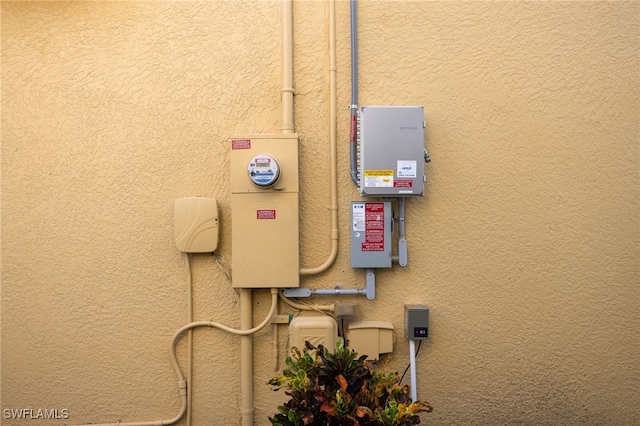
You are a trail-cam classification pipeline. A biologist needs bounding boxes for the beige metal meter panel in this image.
[230,134,299,289]
[231,192,299,288]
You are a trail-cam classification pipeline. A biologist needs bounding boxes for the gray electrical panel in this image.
[350,201,392,268]
[358,106,426,197]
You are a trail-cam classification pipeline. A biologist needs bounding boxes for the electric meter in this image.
[248,154,280,187]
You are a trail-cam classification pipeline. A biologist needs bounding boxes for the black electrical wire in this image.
[398,340,422,385]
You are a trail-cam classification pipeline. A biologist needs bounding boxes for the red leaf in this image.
[320,403,337,416]
[336,374,348,392]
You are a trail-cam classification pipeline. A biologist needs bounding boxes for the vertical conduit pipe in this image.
[186,255,194,426]
[272,295,280,372]
[247,0,296,419]
[349,0,359,185]
[409,339,418,402]
[281,0,295,134]
[397,197,408,266]
[240,289,254,426]
[299,0,339,275]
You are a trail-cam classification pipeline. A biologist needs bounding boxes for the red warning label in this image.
[362,202,384,251]
[232,139,251,150]
[256,210,276,219]
[394,180,413,188]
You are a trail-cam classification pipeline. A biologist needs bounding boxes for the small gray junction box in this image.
[350,201,392,268]
[405,304,429,340]
[358,106,426,197]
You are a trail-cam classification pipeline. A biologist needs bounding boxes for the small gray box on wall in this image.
[350,201,392,268]
[358,106,426,197]
[405,304,429,340]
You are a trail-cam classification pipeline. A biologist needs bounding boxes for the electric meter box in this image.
[350,201,392,268]
[358,106,425,197]
[230,134,299,289]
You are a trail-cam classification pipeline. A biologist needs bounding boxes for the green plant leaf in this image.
[268,335,432,425]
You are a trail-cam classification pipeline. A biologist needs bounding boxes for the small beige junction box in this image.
[347,321,394,360]
[230,134,299,289]
[174,197,219,253]
[289,316,338,352]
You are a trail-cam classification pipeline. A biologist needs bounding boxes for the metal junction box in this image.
[350,201,392,268]
[358,106,425,197]
[405,304,429,340]
[230,134,299,288]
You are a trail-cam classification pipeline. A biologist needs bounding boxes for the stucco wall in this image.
[1,1,638,425]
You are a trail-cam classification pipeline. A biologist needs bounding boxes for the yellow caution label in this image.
[364,170,393,177]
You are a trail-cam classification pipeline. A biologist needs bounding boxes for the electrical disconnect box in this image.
[350,201,392,268]
[358,106,426,197]
[405,305,429,340]
[230,134,299,288]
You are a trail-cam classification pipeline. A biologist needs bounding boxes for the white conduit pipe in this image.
[300,0,338,276]
[73,289,279,426]
[409,339,418,402]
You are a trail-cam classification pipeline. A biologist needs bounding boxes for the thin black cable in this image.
[398,340,422,385]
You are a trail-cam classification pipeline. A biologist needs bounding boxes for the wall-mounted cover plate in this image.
[174,197,219,253]
[347,320,394,360]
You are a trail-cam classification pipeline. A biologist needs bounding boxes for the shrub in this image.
[268,338,432,426]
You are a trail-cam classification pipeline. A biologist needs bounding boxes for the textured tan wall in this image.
[1,1,638,425]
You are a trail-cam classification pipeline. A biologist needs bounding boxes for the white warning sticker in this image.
[397,160,417,178]
[352,203,365,231]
